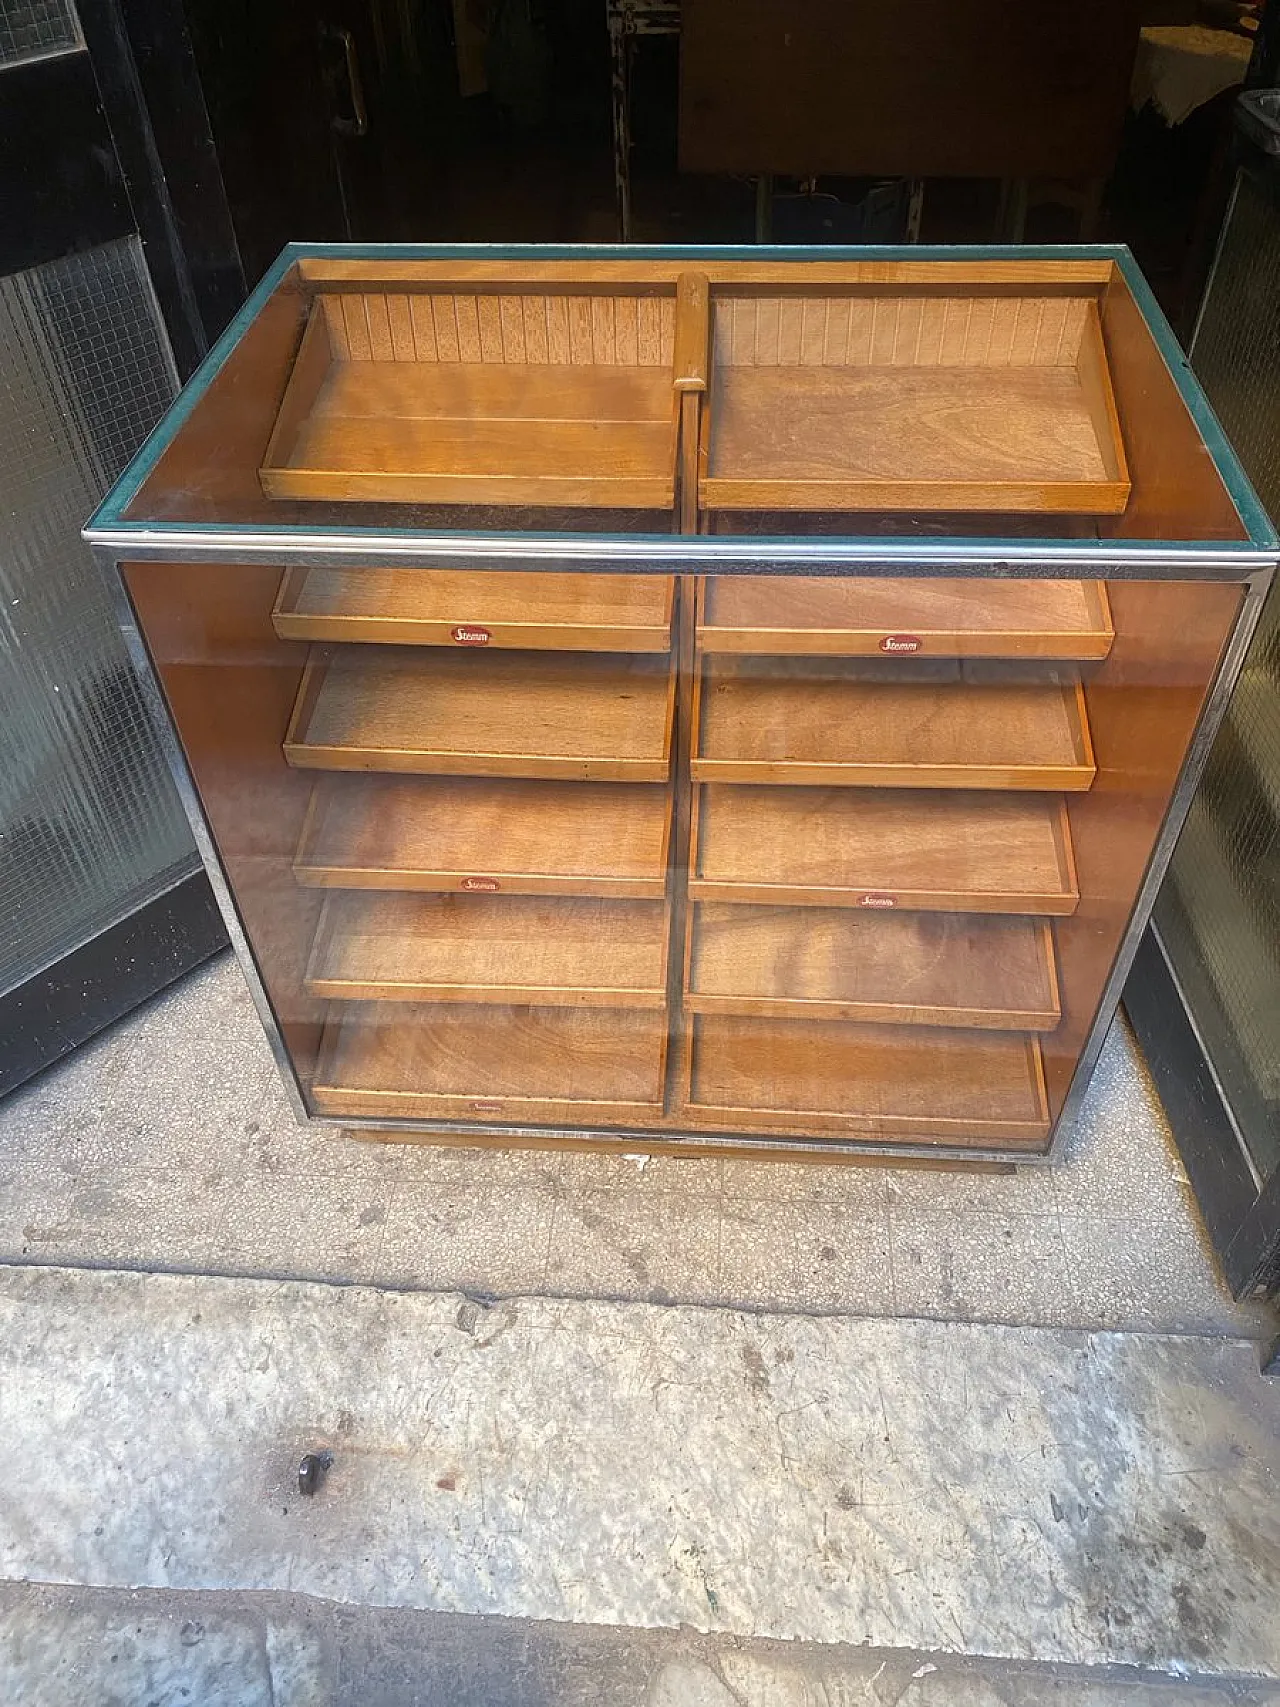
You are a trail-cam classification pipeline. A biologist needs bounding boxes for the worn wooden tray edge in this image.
[699,476,1132,516]
[679,1023,1050,1141]
[304,892,673,1008]
[292,776,675,898]
[695,575,1117,659]
[282,649,677,783]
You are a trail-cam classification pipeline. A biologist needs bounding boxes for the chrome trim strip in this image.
[326,1113,1052,1168]
[84,526,1278,576]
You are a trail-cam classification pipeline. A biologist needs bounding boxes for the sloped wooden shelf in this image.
[690,785,1078,913]
[284,646,676,782]
[295,775,673,899]
[273,567,676,651]
[261,288,688,508]
[685,904,1060,1029]
[305,891,670,1008]
[313,1003,668,1124]
[696,575,1113,659]
[682,1015,1050,1145]
[700,293,1128,514]
[691,657,1095,790]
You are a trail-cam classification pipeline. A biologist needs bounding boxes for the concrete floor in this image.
[2,951,1279,1706]
[0,949,1275,1341]
[7,1583,1280,1707]
[3,1269,1279,1685]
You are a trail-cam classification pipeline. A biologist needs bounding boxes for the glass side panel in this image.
[0,239,194,998]
[122,564,1239,1155]
[111,256,1251,545]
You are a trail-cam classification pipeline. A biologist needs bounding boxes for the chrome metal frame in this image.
[86,241,1280,1165]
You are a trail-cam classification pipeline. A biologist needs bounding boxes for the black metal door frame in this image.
[0,0,242,1097]
[1126,929,1280,1299]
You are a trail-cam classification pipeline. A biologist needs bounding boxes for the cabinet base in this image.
[338,1123,1018,1172]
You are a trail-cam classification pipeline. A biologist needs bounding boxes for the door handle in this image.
[320,23,368,137]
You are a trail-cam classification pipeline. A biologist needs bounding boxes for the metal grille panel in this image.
[0,0,79,64]
[0,237,195,998]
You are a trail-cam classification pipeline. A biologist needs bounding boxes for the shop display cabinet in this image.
[86,245,1276,1165]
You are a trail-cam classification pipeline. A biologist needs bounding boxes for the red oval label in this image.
[879,634,922,654]
[857,892,897,908]
[460,876,500,892]
[451,625,491,645]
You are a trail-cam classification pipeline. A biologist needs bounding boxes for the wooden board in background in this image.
[284,646,676,782]
[305,891,670,1007]
[690,785,1078,913]
[681,1014,1050,1146]
[678,0,1141,181]
[313,1002,668,1124]
[696,576,1113,659]
[295,775,673,898]
[685,904,1060,1028]
[274,567,676,651]
[691,657,1096,789]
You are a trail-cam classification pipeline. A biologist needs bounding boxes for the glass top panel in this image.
[95,248,1263,552]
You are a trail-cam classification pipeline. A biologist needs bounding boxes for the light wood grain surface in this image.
[295,775,672,898]
[690,785,1078,913]
[692,657,1096,789]
[274,567,675,651]
[285,646,676,782]
[262,294,683,508]
[712,294,1092,368]
[697,576,1113,659]
[683,1015,1050,1144]
[685,904,1060,1028]
[313,1002,668,1122]
[305,892,670,1007]
[702,364,1126,513]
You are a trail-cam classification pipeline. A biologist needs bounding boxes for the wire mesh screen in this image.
[1157,166,1280,1176]
[0,236,196,998]
[0,0,80,65]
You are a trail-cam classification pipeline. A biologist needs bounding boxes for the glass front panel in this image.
[107,251,1262,1155]
[123,563,1240,1154]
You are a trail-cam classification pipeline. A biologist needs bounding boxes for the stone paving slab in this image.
[1,1266,1276,1677]
[4,1583,1279,1707]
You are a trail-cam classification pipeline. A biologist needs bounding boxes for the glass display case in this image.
[85,244,1277,1164]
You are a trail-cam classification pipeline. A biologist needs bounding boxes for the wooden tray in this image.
[691,656,1095,790]
[685,904,1060,1029]
[700,292,1129,514]
[284,646,676,782]
[261,274,709,508]
[690,785,1078,913]
[273,567,676,651]
[696,576,1113,659]
[294,775,673,899]
[305,891,670,1007]
[313,1003,667,1124]
[682,1015,1050,1145]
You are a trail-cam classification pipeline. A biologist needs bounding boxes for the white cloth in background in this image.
[1131,25,1254,125]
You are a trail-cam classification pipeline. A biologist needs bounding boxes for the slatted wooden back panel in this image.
[320,292,677,366]
[712,295,1091,368]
